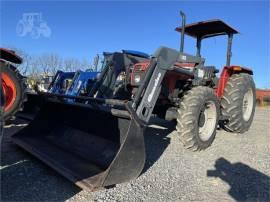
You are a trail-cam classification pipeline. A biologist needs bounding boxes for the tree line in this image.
[11,48,99,77]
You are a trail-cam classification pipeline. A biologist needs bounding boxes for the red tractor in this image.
[128,12,255,150]
[0,48,26,121]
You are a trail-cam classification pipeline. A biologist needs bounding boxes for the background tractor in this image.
[12,12,256,191]
[17,50,149,119]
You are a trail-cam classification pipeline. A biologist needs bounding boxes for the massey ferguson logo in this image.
[147,73,161,102]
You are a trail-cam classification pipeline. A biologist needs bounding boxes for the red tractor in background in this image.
[0,48,26,122]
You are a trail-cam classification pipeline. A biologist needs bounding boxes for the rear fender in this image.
[0,48,23,64]
[216,66,253,98]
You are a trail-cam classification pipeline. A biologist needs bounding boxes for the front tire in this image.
[221,73,256,133]
[176,87,220,151]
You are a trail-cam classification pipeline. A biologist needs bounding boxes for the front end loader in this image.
[12,12,256,191]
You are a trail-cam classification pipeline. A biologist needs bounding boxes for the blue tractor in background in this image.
[20,50,149,119]
[47,50,149,98]
[48,70,99,96]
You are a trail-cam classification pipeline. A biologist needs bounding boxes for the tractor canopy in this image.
[175,19,239,39]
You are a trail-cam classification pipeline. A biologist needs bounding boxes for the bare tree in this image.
[37,54,62,75]
[28,58,41,77]
[46,54,62,74]
[63,58,81,72]
[92,54,100,71]
[3,47,96,77]
[81,57,92,71]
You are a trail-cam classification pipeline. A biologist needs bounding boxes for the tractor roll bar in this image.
[226,34,233,66]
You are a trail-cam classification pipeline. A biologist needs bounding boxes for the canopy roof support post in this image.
[226,34,233,66]
[196,37,202,57]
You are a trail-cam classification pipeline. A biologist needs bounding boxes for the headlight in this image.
[134,75,141,83]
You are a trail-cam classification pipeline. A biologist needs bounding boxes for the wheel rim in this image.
[198,101,217,141]
[2,73,17,112]
[242,88,254,121]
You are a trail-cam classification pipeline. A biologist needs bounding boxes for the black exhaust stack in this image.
[180,11,186,53]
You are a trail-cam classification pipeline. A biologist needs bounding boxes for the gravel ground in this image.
[1,107,270,202]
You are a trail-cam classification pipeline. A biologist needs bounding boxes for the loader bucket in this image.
[17,92,44,120]
[12,100,146,191]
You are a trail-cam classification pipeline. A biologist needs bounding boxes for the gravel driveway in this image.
[1,107,270,202]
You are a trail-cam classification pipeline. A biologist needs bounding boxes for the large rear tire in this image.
[176,86,220,151]
[221,73,256,133]
[1,61,26,121]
